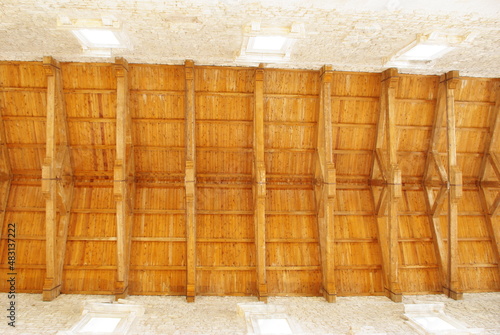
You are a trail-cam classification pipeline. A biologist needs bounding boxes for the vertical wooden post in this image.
[42,57,74,301]
[314,65,336,302]
[0,81,12,265]
[185,60,197,302]
[479,84,500,277]
[374,68,402,302]
[442,71,462,300]
[254,64,268,302]
[114,57,134,299]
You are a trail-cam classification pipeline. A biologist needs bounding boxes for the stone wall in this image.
[0,293,499,334]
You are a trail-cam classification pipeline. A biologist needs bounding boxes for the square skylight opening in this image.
[237,23,305,64]
[72,29,124,49]
[251,36,288,52]
[79,317,122,333]
[413,316,457,331]
[401,44,451,61]
[257,318,293,334]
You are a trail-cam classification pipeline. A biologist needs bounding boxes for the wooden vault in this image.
[0,58,499,303]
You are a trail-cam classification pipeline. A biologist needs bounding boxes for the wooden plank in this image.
[254,64,267,302]
[424,78,447,182]
[478,186,500,274]
[444,71,463,300]
[315,65,336,302]
[42,56,74,301]
[479,85,500,181]
[423,185,448,292]
[377,68,402,302]
[185,60,197,302]
[113,57,134,299]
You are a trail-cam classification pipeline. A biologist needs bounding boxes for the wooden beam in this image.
[443,71,463,300]
[424,184,448,292]
[479,84,500,181]
[424,77,447,183]
[113,57,134,300]
[42,56,74,301]
[184,60,197,302]
[478,186,500,274]
[253,64,268,302]
[374,68,402,302]
[314,65,336,303]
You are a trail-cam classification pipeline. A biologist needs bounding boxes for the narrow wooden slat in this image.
[315,65,336,302]
[42,57,74,301]
[184,60,197,302]
[444,71,463,300]
[113,57,134,299]
[376,68,402,302]
[254,64,268,302]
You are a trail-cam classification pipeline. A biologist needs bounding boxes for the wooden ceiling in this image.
[0,58,499,302]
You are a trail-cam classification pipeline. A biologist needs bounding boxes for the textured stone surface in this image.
[0,293,499,334]
[0,0,499,77]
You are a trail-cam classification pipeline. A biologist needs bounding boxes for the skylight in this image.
[236,22,305,64]
[401,44,450,61]
[257,318,293,334]
[76,29,121,46]
[252,36,288,51]
[79,317,121,333]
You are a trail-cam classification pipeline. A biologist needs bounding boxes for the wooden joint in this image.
[255,66,264,81]
[185,60,195,80]
[114,57,129,76]
[444,70,460,89]
[320,65,333,82]
[42,56,60,75]
[381,68,399,88]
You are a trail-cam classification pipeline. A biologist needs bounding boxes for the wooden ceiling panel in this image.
[0,62,46,88]
[333,99,378,124]
[455,103,491,128]
[68,213,116,238]
[267,215,318,240]
[264,70,319,95]
[71,186,115,210]
[71,148,115,173]
[398,216,432,239]
[266,188,315,211]
[133,122,184,147]
[396,75,439,100]
[335,189,374,212]
[4,120,45,144]
[455,78,499,102]
[335,153,372,177]
[197,214,253,239]
[197,95,252,121]
[395,101,434,126]
[456,129,487,153]
[331,72,381,97]
[397,128,430,152]
[129,64,185,91]
[265,124,315,149]
[335,127,375,150]
[265,97,317,122]
[133,214,186,238]
[131,93,184,119]
[196,67,254,93]
[61,63,116,90]
[64,241,117,266]
[65,93,116,118]
[134,149,184,174]
[8,147,44,173]
[0,91,46,117]
[197,122,252,148]
[68,121,115,146]
[197,150,252,175]
[197,187,252,211]
[265,151,314,176]
[135,187,185,210]
[334,216,378,239]
[398,152,426,178]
